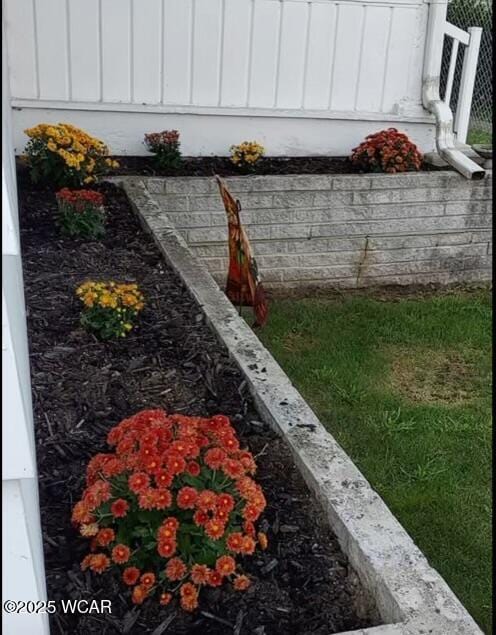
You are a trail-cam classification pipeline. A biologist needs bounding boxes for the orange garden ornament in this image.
[215,175,268,327]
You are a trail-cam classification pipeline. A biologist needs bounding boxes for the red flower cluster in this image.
[144,130,182,170]
[55,187,105,239]
[72,409,268,612]
[350,128,423,174]
[56,187,104,211]
[144,130,180,149]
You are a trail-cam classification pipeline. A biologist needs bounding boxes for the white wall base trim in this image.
[11,106,437,157]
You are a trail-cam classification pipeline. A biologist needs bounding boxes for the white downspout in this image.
[422,0,485,180]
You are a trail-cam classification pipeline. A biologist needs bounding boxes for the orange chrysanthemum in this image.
[215,555,236,577]
[122,567,141,586]
[157,539,176,558]
[138,488,157,510]
[96,527,115,546]
[191,564,211,585]
[128,471,150,494]
[204,447,227,470]
[176,486,198,509]
[80,523,99,537]
[132,584,148,605]
[205,519,225,540]
[110,498,129,518]
[243,503,261,522]
[193,509,209,526]
[233,574,251,591]
[157,525,175,541]
[165,557,187,581]
[112,544,131,564]
[89,553,111,574]
[222,458,244,479]
[74,409,267,611]
[155,469,173,489]
[196,490,217,512]
[163,517,179,531]
[216,493,234,512]
[226,532,244,553]
[180,582,199,612]
[244,521,256,537]
[71,500,94,524]
[207,570,222,587]
[101,457,125,478]
[140,572,156,588]
[80,554,94,571]
[187,461,201,476]
[241,535,256,555]
[166,452,186,475]
[154,489,172,510]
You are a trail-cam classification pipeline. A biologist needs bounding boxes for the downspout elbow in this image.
[421,2,485,180]
[423,92,486,180]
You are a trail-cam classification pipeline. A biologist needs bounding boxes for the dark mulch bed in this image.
[18,170,378,634]
[111,155,444,177]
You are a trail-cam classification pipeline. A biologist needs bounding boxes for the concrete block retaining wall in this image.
[144,171,492,290]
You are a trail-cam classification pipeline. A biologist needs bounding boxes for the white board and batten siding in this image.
[4,0,436,156]
[2,29,49,634]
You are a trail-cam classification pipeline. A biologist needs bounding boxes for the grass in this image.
[254,289,492,633]
[467,128,492,146]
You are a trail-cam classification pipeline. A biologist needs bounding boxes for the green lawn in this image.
[468,128,492,146]
[255,289,492,633]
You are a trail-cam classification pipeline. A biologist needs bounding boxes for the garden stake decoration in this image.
[72,409,268,611]
[215,175,268,328]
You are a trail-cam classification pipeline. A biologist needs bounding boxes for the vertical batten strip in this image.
[160,0,164,103]
[380,7,394,112]
[273,0,284,107]
[129,0,134,102]
[354,5,367,111]
[129,0,134,104]
[245,0,255,106]
[327,3,339,110]
[405,6,421,106]
[32,0,40,99]
[98,0,103,102]
[189,0,196,104]
[217,0,226,106]
[300,1,312,109]
[65,0,72,100]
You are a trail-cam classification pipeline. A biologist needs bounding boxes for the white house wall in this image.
[2,28,49,634]
[4,0,436,156]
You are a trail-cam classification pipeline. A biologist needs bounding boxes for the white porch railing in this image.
[442,21,482,144]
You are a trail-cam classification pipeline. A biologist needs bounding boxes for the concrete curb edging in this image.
[118,176,483,635]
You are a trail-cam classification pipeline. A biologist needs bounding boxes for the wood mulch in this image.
[17,168,378,634]
[110,155,444,177]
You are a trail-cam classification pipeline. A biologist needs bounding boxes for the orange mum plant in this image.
[72,410,268,611]
[350,128,423,173]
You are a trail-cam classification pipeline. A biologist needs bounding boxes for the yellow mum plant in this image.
[230,141,265,172]
[76,281,145,340]
[24,123,119,187]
